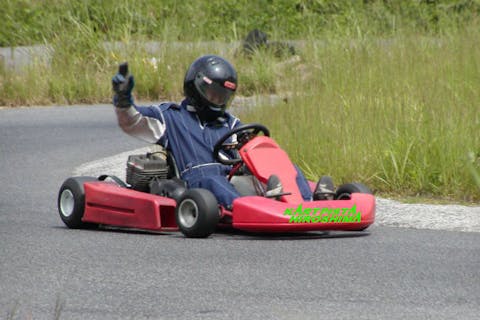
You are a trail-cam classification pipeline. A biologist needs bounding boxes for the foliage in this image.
[240,33,480,201]
[1,0,480,46]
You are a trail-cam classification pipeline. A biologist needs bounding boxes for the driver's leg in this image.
[188,175,240,210]
[294,165,313,201]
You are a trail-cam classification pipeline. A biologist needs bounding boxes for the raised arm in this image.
[112,62,166,144]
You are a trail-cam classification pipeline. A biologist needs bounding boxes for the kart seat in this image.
[166,152,181,179]
[147,151,186,201]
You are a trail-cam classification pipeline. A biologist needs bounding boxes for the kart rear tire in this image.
[335,182,372,200]
[58,177,98,229]
[175,189,220,238]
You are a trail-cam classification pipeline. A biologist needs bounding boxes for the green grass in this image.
[240,32,480,202]
[2,0,480,46]
[1,0,479,105]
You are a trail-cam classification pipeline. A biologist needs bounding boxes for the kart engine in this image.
[126,153,169,192]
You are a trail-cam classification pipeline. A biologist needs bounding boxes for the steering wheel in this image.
[213,123,270,165]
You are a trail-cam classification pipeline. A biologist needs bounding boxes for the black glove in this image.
[112,62,135,108]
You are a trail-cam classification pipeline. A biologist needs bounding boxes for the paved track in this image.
[1,105,479,319]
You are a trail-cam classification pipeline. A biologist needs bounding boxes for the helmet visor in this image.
[194,75,236,107]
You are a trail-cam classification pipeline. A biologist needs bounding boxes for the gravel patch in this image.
[376,198,480,232]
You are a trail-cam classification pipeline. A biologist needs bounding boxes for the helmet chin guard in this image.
[196,104,226,123]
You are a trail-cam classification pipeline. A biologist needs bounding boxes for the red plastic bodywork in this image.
[231,194,375,232]
[83,182,178,231]
[240,136,303,203]
[81,136,375,233]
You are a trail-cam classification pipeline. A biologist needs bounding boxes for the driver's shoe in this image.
[313,176,335,200]
[265,175,283,199]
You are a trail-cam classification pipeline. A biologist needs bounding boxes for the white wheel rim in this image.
[60,189,75,217]
[178,199,199,228]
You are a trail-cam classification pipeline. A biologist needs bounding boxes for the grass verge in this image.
[240,33,480,202]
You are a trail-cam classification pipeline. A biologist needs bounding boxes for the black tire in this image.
[335,183,373,231]
[335,183,372,200]
[58,177,98,229]
[175,189,220,238]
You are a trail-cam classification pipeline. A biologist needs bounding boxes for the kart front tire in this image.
[335,182,372,200]
[335,183,373,231]
[58,177,98,229]
[175,189,220,238]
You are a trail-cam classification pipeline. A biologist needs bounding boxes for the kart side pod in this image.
[82,181,178,231]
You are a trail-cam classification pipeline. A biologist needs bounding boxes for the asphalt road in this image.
[1,105,479,320]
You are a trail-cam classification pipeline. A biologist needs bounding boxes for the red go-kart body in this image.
[76,135,375,234]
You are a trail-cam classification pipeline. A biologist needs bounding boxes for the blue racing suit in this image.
[115,99,312,207]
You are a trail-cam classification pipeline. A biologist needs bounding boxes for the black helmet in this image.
[184,55,237,121]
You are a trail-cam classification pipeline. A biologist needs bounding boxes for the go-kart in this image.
[58,123,375,238]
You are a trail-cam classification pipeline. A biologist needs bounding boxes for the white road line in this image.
[73,150,480,233]
[73,147,151,180]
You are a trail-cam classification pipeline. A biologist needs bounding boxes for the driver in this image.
[112,55,314,209]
